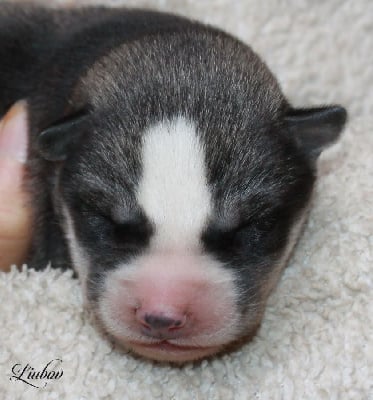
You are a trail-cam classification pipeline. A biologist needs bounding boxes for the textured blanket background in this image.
[0,0,372,399]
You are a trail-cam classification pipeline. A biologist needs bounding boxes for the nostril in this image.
[170,318,184,329]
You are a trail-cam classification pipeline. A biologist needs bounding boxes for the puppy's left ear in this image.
[37,111,89,161]
[285,105,347,160]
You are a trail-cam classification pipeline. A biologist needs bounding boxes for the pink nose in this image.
[136,308,187,338]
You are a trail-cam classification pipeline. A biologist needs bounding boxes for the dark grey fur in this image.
[0,3,346,349]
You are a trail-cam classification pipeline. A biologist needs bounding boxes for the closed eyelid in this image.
[72,195,150,231]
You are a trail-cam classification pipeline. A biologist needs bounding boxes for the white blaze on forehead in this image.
[137,117,211,250]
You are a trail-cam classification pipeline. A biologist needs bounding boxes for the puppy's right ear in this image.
[37,111,89,161]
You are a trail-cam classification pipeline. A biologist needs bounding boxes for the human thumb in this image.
[0,101,32,271]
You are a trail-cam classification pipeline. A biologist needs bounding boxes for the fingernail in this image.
[0,101,28,163]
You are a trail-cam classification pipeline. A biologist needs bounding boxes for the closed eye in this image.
[71,196,153,249]
[113,218,153,245]
[202,208,288,256]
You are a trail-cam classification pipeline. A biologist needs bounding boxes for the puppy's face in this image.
[38,32,346,362]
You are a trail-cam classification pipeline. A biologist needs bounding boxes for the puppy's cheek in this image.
[61,203,90,300]
[261,210,310,300]
[96,252,243,354]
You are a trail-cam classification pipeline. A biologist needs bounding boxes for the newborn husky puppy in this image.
[0,4,346,362]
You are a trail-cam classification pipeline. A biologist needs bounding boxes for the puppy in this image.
[0,3,347,362]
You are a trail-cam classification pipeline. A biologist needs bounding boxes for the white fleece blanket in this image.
[0,1,372,399]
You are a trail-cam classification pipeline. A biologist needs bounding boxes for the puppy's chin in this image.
[123,340,222,363]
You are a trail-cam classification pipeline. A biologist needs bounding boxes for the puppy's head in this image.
[38,30,346,362]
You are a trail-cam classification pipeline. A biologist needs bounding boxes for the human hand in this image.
[0,102,32,271]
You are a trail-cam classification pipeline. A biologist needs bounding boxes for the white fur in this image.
[136,117,212,251]
[98,252,241,347]
[61,203,89,299]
